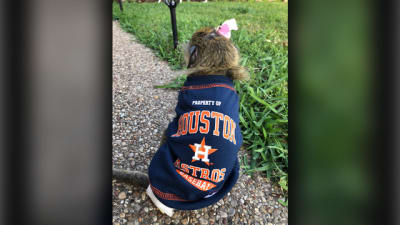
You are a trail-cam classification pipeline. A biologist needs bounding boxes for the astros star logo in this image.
[189,137,217,166]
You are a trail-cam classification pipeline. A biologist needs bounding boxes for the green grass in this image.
[113,2,288,193]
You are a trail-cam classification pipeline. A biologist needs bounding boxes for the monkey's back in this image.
[148,75,242,210]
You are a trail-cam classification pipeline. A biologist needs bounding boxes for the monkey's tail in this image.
[112,168,149,188]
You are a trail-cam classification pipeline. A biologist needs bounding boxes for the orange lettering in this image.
[176,169,216,191]
[181,163,189,174]
[211,169,220,182]
[189,165,201,177]
[200,182,207,190]
[199,110,210,134]
[230,119,236,145]
[189,111,200,134]
[211,112,223,136]
[219,168,226,182]
[171,116,183,137]
[223,115,231,139]
[181,113,189,135]
[174,158,180,168]
[200,168,210,180]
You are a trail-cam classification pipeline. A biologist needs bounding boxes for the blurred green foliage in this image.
[293,0,376,224]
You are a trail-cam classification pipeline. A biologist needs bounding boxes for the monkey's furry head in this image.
[184,27,249,81]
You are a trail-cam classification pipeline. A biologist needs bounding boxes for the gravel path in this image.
[112,21,288,225]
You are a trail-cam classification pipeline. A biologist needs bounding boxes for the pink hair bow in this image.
[216,18,238,39]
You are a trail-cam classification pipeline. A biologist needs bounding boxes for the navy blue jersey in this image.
[148,75,243,210]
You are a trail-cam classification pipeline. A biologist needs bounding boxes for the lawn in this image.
[113,2,288,193]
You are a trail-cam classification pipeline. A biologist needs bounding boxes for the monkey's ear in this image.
[205,31,218,40]
[188,45,197,68]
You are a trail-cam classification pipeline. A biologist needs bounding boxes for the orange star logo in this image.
[189,137,217,166]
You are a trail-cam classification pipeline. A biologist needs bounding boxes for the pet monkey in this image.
[113,19,247,217]
[184,26,248,80]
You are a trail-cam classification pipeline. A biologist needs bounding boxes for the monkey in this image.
[184,27,248,80]
[113,19,248,217]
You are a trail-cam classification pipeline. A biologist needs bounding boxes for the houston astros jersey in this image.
[148,75,243,210]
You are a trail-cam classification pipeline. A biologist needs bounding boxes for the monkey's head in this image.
[184,27,249,81]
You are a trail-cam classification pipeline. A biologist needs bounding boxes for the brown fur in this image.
[184,27,249,81]
[113,26,249,188]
